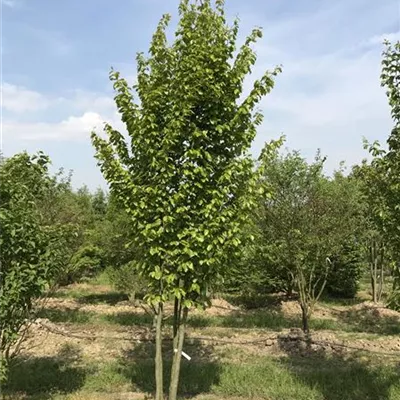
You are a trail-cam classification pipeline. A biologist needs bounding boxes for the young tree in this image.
[355,40,400,308]
[257,147,361,333]
[0,152,76,383]
[91,1,281,398]
[91,188,108,218]
[352,151,389,303]
[380,40,400,309]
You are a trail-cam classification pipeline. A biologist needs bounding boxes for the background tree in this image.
[324,170,365,299]
[380,40,400,310]
[352,148,390,303]
[91,0,281,398]
[0,152,76,383]
[257,147,362,332]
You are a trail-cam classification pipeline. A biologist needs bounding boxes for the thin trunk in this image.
[374,256,378,303]
[172,297,181,350]
[169,307,189,400]
[371,275,377,302]
[155,303,164,400]
[300,304,309,334]
[370,242,377,303]
[377,245,385,302]
[286,281,293,298]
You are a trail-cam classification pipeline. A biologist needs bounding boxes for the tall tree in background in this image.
[257,147,361,332]
[91,0,281,398]
[380,40,400,309]
[352,144,389,304]
[0,152,76,383]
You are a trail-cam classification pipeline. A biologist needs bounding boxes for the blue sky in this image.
[2,0,399,190]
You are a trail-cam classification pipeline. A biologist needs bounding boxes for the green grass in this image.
[38,305,400,336]
[188,310,400,336]
[85,270,112,286]
[38,308,96,324]
[5,352,400,400]
[80,363,131,393]
[37,308,153,326]
[19,278,399,399]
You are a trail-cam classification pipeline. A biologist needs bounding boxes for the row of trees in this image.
[0,152,135,381]
[1,1,399,399]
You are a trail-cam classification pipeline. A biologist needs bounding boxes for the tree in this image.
[91,188,108,218]
[0,152,76,383]
[91,1,281,398]
[354,40,400,309]
[325,240,364,298]
[380,40,400,309]
[324,171,365,299]
[257,147,361,332]
[352,151,390,303]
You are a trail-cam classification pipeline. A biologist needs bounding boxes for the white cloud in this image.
[4,112,106,141]
[264,49,387,127]
[1,0,21,8]
[3,0,397,173]
[2,83,49,112]
[245,27,394,171]
[63,90,116,115]
[368,32,400,46]
[1,84,124,141]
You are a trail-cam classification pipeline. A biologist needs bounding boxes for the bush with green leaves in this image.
[255,147,363,332]
[325,242,364,298]
[107,263,147,303]
[0,152,76,382]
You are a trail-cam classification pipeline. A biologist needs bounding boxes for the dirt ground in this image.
[21,285,400,363]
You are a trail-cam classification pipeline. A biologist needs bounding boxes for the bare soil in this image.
[21,283,400,363]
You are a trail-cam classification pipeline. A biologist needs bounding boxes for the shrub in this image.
[107,263,147,303]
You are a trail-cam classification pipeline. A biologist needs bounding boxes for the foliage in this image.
[68,245,103,283]
[107,263,147,303]
[352,152,390,303]
[256,147,362,332]
[380,40,400,309]
[90,192,137,270]
[353,40,400,308]
[0,152,76,382]
[325,241,364,298]
[91,0,281,398]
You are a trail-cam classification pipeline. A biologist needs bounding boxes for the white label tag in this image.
[182,351,191,361]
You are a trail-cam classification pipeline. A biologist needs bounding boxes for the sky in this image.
[1,0,400,191]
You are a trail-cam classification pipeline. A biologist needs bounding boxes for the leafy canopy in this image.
[92,0,281,307]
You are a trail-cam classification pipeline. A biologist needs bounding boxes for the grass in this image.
[37,308,153,326]
[38,304,400,336]
[8,277,399,399]
[5,344,86,400]
[5,351,400,400]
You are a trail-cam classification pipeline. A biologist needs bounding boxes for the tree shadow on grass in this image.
[77,291,129,305]
[37,308,95,324]
[277,333,400,400]
[223,292,284,309]
[4,343,86,399]
[186,310,337,332]
[103,311,154,326]
[118,338,221,398]
[335,306,400,336]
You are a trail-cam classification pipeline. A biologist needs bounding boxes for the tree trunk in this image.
[169,307,189,400]
[300,304,309,334]
[155,303,164,400]
[286,283,293,298]
[377,245,385,302]
[371,274,377,303]
[370,242,378,303]
[172,297,181,350]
